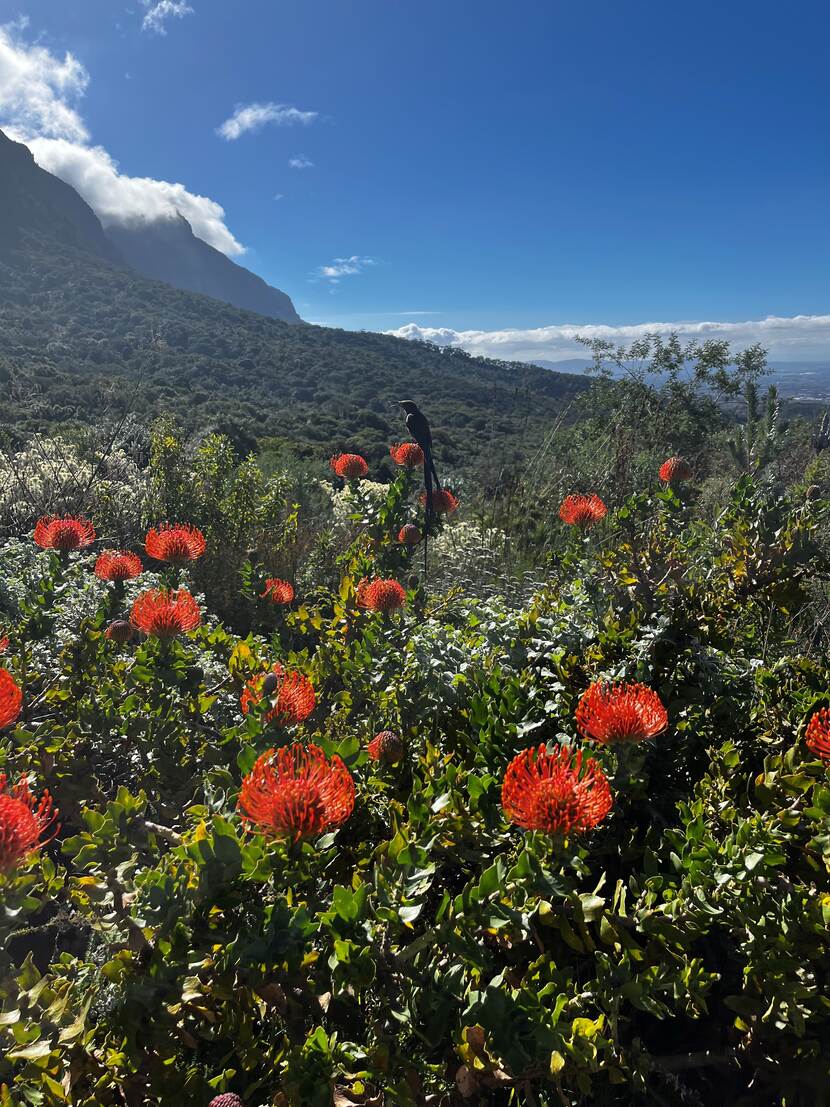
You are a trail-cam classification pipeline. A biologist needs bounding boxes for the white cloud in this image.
[0,22,89,142]
[0,23,244,256]
[141,1,194,35]
[316,256,377,283]
[386,316,830,363]
[217,102,317,140]
[24,137,245,255]
[288,154,314,169]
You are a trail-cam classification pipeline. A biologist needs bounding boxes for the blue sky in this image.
[1,0,829,360]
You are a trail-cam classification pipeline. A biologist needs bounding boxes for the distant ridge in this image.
[0,129,119,262]
[1,128,300,324]
[107,214,300,324]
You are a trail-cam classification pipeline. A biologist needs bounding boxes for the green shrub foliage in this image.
[1,423,830,1107]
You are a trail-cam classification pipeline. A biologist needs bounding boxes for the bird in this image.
[398,399,441,577]
[397,400,441,504]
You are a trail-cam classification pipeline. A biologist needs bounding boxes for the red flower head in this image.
[576,681,668,745]
[502,744,612,836]
[390,442,425,469]
[241,664,316,726]
[209,1097,244,1107]
[659,456,693,483]
[261,578,295,605]
[0,669,22,729]
[330,453,369,480]
[356,578,407,612]
[33,515,95,551]
[419,489,459,515]
[805,708,830,762]
[559,494,607,527]
[368,730,406,764]
[398,523,423,546]
[145,524,206,565]
[0,637,8,653]
[0,774,58,873]
[238,743,354,841]
[105,620,134,644]
[94,550,143,582]
[130,588,201,639]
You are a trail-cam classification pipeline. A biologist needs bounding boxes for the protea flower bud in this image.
[367,730,406,764]
[105,620,134,644]
[398,524,422,546]
[208,1095,244,1107]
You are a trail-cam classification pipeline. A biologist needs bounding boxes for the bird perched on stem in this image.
[398,399,441,576]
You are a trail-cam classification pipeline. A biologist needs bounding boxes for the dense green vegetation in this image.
[2,363,830,1106]
[0,231,588,479]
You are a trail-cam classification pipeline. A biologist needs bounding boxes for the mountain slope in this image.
[106,214,300,324]
[0,129,119,261]
[0,133,588,476]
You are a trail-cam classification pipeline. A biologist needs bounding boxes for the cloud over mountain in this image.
[0,20,243,255]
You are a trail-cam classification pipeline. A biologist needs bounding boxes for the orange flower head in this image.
[330,453,369,480]
[559,494,607,527]
[659,456,693,483]
[105,620,134,644]
[130,588,201,639]
[0,669,22,729]
[0,775,58,873]
[805,708,830,762]
[95,550,143,582]
[368,730,406,764]
[145,524,206,564]
[398,523,423,546]
[33,515,95,551]
[241,664,316,726]
[576,681,668,745]
[390,442,425,469]
[356,578,407,612]
[419,489,459,515]
[261,578,295,605]
[502,744,612,836]
[238,743,354,841]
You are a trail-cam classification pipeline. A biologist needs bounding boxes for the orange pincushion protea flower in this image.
[0,670,22,729]
[33,515,95,551]
[94,550,143,582]
[419,489,459,515]
[659,456,692,483]
[261,578,295,605]
[398,523,422,546]
[576,681,668,745]
[805,708,830,762]
[330,453,369,480]
[0,774,58,873]
[502,744,612,836]
[145,524,206,564]
[130,588,201,639]
[238,743,354,841]
[390,442,425,469]
[356,578,407,612]
[368,730,406,764]
[559,494,607,527]
[241,664,316,726]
